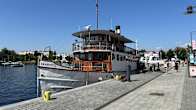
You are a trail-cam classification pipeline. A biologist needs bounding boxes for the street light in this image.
[184,5,196,77]
[187,6,193,14]
[188,31,196,77]
[190,31,196,52]
[185,5,196,15]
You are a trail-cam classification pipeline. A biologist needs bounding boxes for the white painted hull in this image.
[37,67,112,93]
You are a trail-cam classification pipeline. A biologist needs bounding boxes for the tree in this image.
[0,48,17,61]
[0,48,9,61]
[159,50,166,59]
[57,55,62,60]
[166,49,175,60]
[175,47,187,61]
[34,51,41,57]
[48,51,57,61]
[138,49,146,57]
[0,51,3,61]
[65,56,73,64]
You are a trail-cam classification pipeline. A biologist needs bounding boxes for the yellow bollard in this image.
[115,75,121,80]
[42,91,51,102]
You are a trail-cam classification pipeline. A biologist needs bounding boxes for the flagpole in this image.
[96,0,99,30]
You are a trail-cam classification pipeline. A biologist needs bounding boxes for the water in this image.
[0,64,37,106]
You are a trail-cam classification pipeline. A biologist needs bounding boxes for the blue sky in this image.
[0,0,196,53]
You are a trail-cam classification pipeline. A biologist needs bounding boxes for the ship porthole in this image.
[41,74,44,77]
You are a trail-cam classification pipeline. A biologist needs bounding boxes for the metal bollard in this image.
[127,65,131,81]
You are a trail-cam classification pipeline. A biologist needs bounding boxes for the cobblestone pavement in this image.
[181,67,196,110]
[0,71,162,110]
[101,67,186,110]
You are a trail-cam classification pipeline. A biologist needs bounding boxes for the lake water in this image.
[0,64,37,106]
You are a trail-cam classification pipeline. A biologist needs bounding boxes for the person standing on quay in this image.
[175,61,179,72]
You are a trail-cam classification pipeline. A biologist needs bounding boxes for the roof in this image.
[72,30,135,43]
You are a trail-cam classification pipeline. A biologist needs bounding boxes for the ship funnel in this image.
[115,25,121,35]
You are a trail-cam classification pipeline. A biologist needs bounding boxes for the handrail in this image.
[72,41,136,55]
[73,60,111,72]
[72,42,112,51]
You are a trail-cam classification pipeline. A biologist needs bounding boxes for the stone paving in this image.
[0,71,162,110]
[181,67,196,110]
[101,66,186,110]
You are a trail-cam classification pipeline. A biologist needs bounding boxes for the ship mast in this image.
[96,0,99,30]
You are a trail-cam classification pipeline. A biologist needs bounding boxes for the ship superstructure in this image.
[72,26,137,73]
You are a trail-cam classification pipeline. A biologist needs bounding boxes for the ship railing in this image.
[124,46,136,55]
[72,43,112,51]
[73,60,111,72]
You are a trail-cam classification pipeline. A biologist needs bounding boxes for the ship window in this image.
[112,54,115,60]
[94,53,102,60]
[88,53,93,61]
[103,53,108,60]
[79,53,85,60]
[74,54,79,60]
[90,36,96,41]
[102,36,104,40]
[120,56,123,61]
[117,54,119,61]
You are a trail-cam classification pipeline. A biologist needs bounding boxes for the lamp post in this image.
[190,31,196,52]
[188,31,196,77]
[185,5,196,77]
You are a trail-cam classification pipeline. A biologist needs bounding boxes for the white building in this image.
[144,51,159,58]
[17,51,34,55]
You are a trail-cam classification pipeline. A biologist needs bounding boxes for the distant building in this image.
[144,51,159,58]
[17,50,51,57]
[17,51,34,55]
[140,51,160,63]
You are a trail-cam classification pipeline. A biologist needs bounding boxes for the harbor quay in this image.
[0,71,162,110]
[101,66,186,110]
[0,66,193,110]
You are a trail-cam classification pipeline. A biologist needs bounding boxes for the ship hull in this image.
[37,66,112,94]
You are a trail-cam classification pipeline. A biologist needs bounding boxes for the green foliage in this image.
[0,48,59,63]
[48,51,56,60]
[159,50,166,59]
[0,48,38,62]
[175,47,187,60]
[0,48,17,61]
[138,49,146,57]
[57,55,62,60]
[65,56,73,64]
[166,49,175,59]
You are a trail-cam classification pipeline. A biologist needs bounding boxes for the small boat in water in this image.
[11,61,24,67]
[1,61,12,66]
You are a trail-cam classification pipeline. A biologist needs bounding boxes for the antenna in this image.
[96,0,99,29]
